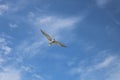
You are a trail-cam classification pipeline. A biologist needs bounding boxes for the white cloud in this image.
[0,35,13,73]
[0,67,21,80]
[21,65,33,73]
[39,16,79,28]
[0,37,12,54]
[94,56,115,69]
[0,4,9,15]
[37,16,80,33]
[27,11,83,33]
[2,46,11,54]
[9,23,18,28]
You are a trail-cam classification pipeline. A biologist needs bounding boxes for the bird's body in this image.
[40,29,67,47]
[48,39,56,46]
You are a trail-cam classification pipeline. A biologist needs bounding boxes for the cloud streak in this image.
[15,39,45,60]
[95,0,112,7]
[35,16,80,34]
[94,56,115,69]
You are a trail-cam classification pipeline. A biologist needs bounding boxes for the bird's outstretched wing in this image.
[55,41,67,47]
[40,29,52,41]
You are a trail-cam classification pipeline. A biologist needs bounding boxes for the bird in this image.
[40,29,67,47]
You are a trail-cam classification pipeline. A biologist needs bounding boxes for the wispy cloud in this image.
[9,23,18,28]
[0,35,21,80]
[106,69,120,80]
[94,56,115,69]
[38,16,79,29]
[0,4,9,15]
[80,40,95,51]
[34,16,80,35]
[21,65,32,72]
[7,0,29,13]
[0,0,32,15]
[105,10,120,26]
[0,56,5,64]
[68,53,119,80]
[17,40,44,53]
[33,74,45,80]
[95,0,112,7]
[0,67,21,80]
[0,36,12,55]
[14,37,47,63]
[70,67,83,75]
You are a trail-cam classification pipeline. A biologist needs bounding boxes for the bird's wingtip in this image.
[40,29,42,31]
[40,29,44,33]
[63,45,67,47]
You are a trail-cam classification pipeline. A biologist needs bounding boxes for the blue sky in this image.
[0,0,120,80]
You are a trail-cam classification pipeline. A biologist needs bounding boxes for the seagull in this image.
[40,29,67,47]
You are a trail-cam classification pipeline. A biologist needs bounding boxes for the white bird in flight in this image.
[40,29,67,47]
